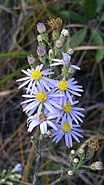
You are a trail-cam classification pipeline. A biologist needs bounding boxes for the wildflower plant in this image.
[17,18,86,183]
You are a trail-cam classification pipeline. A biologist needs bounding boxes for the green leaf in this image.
[70,28,87,48]
[84,0,97,20]
[60,10,86,23]
[91,29,104,63]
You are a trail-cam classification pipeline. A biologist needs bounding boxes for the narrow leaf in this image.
[70,28,87,48]
[91,29,104,63]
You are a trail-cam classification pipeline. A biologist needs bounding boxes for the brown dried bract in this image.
[87,137,99,152]
[47,17,62,30]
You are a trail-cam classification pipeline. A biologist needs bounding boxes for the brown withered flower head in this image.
[87,137,99,152]
[47,17,62,30]
[85,137,99,161]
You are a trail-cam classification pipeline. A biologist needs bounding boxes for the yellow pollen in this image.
[39,113,46,121]
[62,122,71,133]
[31,69,42,80]
[36,92,47,102]
[58,80,68,91]
[62,102,72,113]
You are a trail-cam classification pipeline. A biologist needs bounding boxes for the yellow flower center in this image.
[36,92,47,102]
[58,80,68,91]
[39,113,46,121]
[62,122,71,133]
[62,102,72,113]
[31,69,42,80]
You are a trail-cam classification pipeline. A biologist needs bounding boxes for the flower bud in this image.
[71,150,75,155]
[37,46,46,56]
[37,23,46,33]
[73,158,79,164]
[61,29,69,37]
[37,34,43,42]
[67,170,73,176]
[90,161,104,170]
[55,39,63,48]
[14,163,22,173]
[27,54,35,65]
[68,67,75,74]
[46,130,52,136]
[67,48,74,55]
[78,148,85,155]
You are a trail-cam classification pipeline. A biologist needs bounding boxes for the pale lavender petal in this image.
[18,80,31,89]
[72,110,85,117]
[68,134,72,147]
[16,77,31,82]
[47,121,58,130]
[44,102,55,113]
[21,69,31,76]
[71,132,80,143]
[37,103,42,117]
[50,62,63,66]
[71,65,80,70]
[22,94,35,98]
[65,133,69,147]
[40,121,47,134]
[70,112,79,124]
[72,130,83,138]
[48,99,62,109]
[40,79,50,91]
[69,89,81,96]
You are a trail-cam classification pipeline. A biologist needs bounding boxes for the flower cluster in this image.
[17,18,84,148]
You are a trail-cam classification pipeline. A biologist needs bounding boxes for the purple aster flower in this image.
[56,96,85,124]
[17,64,54,94]
[51,52,80,70]
[21,84,63,116]
[50,118,83,148]
[27,110,58,134]
[51,78,83,104]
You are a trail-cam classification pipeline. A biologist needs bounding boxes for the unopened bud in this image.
[71,150,75,155]
[14,163,22,173]
[55,39,63,48]
[46,130,52,136]
[67,48,74,55]
[78,148,85,155]
[68,66,75,74]
[37,34,43,42]
[67,170,73,176]
[61,29,69,37]
[37,46,46,56]
[90,161,104,170]
[73,158,79,164]
[37,22,46,33]
[27,54,35,65]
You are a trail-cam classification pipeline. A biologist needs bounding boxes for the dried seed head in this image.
[67,170,73,176]
[47,17,62,30]
[87,138,99,152]
[90,161,104,170]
